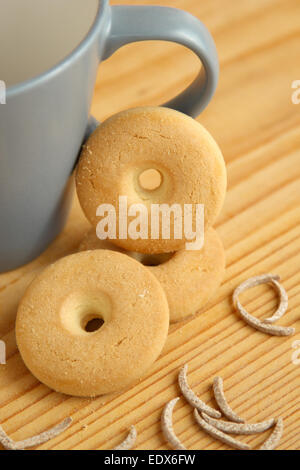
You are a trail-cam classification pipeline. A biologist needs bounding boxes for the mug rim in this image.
[6,0,107,99]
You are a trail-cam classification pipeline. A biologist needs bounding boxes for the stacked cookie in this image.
[16,107,227,398]
[76,107,227,323]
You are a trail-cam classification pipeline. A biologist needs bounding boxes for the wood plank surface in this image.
[0,0,299,450]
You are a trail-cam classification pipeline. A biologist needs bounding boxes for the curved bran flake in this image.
[213,376,244,423]
[259,418,284,450]
[202,412,275,435]
[113,425,137,451]
[0,418,72,450]
[161,398,186,450]
[233,274,294,337]
[194,410,251,450]
[178,364,221,419]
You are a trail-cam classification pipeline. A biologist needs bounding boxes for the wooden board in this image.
[0,0,299,450]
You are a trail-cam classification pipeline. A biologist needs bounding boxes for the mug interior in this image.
[0,0,100,87]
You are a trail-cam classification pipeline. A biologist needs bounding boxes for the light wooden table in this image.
[0,0,299,450]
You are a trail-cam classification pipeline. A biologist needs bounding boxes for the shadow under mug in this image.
[0,0,219,273]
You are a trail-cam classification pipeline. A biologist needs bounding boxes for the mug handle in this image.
[102,5,219,118]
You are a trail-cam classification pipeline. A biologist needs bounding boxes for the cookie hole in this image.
[138,169,162,191]
[82,316,104,333]
[60,291,111,336]
[130,252,174,266]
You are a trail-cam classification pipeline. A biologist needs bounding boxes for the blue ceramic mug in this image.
[0,0,218,273]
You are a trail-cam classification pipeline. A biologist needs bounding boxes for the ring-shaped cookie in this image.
[16,250,169,397]
[76,107,227,254]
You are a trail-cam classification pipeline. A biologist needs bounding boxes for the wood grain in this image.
[0,0,299,450]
